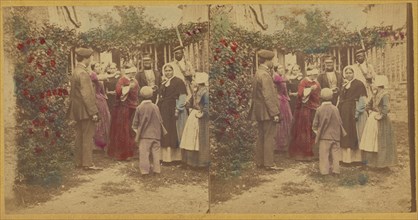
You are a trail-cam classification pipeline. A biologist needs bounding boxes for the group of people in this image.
[68,45,209,176]
[250,48,397,175]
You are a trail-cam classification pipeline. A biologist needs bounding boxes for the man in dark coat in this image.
[67,47,101,170]
[317,56,343,105]
[249,49,281,171]
[135,54,161,103]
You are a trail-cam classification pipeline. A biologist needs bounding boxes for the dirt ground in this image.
[3,121,413,215]
[209,121,413,213]
[6,152,209,214]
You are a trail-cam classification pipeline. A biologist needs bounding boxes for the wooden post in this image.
[347,47,351,66]
[163,45,167,64]
[333,48,337,70]
[195,42,200,71]
[200,41,204,72]
[203,36,209,73]
[337,48,341,73]
[402,43,406,81]
[351,47,355,64]
[70,49,74,74]
[255,52,259,71]
[154,45,158,68]
[168,45,171,62]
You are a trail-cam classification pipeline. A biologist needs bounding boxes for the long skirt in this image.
[276,97,293,152]
[176,109,188,142]
[160,100,187,162]
[181,110,210,167]
[341,111,368,163]
[93,94,111,150]
[288,107,316,160]
[107,105,136,160]
[361,114,397,168]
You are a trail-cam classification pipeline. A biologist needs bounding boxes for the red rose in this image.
[28,128,34,135]
[50,140,56,145]
[36,62,43,69]
[17,43,25,51]
[63,89,69,96]
[31,38,36,45]
[224,118,231,125]
[215,48,221,53]
[400,32,405,40]
[22,89,29,96]
[214,55,219,61]
[39,105,48,113]
[230,42,238,52]
[28,76,34,82]
[50,60,56,68]
[220,38,228,47]
[41,71,47,76]
[47,48,53,56]
[233,113,240,119]
[219,79,225,85]
[46,90,52,97]
[34,146,43,155]
[27,56,34,63]
[39,37,46,44]
[26,38,31,45]
[58,89,63,97]
[56,131,61,138]
[52,89,57,95]
[228,73,236,80]
[39,92,45,99]
[32,119,40,127]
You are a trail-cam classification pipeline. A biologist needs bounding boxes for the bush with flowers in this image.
[209,12,261,179]
[4,8,79,186]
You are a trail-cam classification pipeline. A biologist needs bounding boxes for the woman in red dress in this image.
[288,67,321,161]
[107,65,139,161]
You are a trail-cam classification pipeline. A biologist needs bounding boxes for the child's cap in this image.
[140,86,153,98]
[320,88,333,101]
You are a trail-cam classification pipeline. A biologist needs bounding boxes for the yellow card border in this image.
[1,0,417,219]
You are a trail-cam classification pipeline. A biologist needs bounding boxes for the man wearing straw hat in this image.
[249,49,281,171]
[68,47,101,170]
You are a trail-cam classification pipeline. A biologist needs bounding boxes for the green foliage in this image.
[83,6,208,60]
[5,8,76,187]
[274,8,401,54]
[209,11,256,179]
